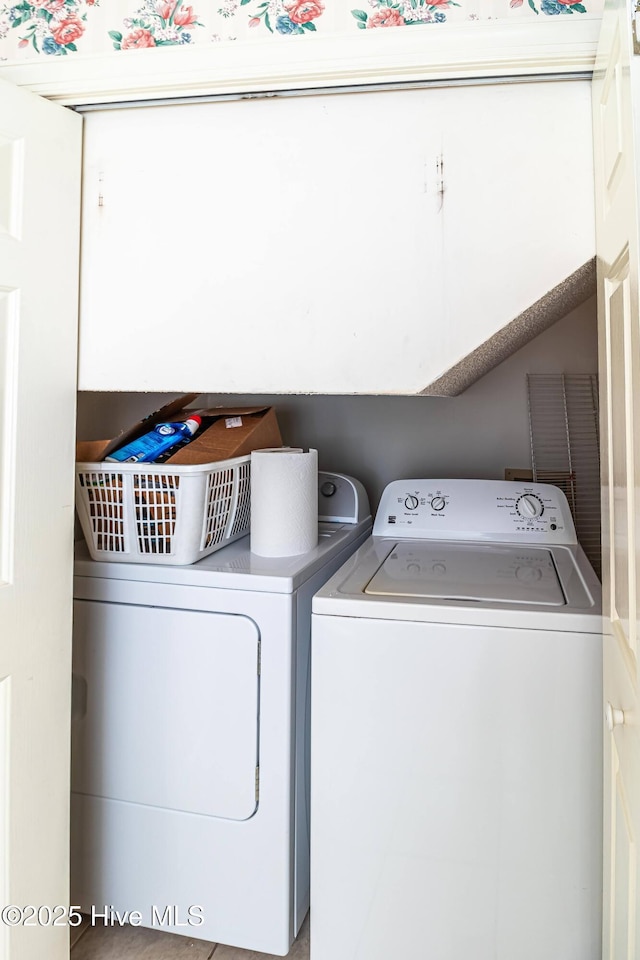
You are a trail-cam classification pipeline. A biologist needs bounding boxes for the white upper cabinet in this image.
[77,80,594,395]
[440,81,595,375]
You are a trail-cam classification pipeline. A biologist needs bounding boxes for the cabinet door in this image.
[78,83,594,395]
[78,89,444,395]
[0,78,81,960]
[592,1,640,955]
[441,80,595,368]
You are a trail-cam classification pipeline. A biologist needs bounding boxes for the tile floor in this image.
[70,913,310,960]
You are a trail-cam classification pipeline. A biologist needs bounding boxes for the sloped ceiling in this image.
[420,258,596,397]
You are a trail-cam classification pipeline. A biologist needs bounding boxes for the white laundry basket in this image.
[75,456,251,565]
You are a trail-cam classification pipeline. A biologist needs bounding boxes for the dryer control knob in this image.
[516,494,544,519]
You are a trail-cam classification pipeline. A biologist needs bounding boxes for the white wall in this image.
[77,296,597,512]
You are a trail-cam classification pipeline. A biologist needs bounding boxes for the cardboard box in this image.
[76,394,283,465]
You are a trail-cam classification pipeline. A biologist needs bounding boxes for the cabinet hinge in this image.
[97,170,105,208]
[255,765,260,802]
[436,154,445,211]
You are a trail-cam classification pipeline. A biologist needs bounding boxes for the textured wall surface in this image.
[0,0,603,60]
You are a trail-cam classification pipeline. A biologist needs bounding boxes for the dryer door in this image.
[72,601,260,821]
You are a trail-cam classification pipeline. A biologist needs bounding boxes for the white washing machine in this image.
[71,471,370,956]
[310,479,602,960]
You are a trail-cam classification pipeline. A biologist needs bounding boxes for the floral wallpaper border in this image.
[0,0,603,58]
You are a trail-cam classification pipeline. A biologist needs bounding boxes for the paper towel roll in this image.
[250,448,318,557]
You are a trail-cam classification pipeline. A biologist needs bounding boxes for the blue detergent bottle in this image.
[105,415,202,464]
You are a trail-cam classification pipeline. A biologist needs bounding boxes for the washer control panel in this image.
[373,479,576,544]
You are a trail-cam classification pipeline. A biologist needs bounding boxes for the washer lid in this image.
[365,542,566,605]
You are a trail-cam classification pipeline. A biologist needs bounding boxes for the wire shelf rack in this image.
[527,374,601,577]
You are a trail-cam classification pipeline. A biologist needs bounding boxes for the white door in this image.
[592,2,640,956]
[0,78,81,959]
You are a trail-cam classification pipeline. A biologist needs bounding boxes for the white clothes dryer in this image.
[310,479,602,960]
[71,472,370,956]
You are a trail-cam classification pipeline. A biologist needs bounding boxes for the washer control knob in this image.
[405,496,419,510]
[320,481,337,497]
[431,497,446,512]
[407,562,421,574]
[516,494,544,519]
